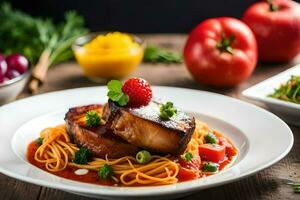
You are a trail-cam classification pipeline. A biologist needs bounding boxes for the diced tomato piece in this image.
[178,156,201,170]
[198,144,225,163]
[218,137,237,157]
[177,167,199,182]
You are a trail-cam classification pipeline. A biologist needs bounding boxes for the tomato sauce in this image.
[27,132,238,186]
[27,141,115,186]
[177,154,237,182]
[177,133,238,182]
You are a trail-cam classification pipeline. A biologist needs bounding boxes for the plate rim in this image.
[0,86,294,197]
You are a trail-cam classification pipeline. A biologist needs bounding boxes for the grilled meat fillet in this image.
[65,104,139,158]
[103,100,195,155]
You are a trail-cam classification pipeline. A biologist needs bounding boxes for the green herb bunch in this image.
[143,45,183,64]
[0,2,87,65]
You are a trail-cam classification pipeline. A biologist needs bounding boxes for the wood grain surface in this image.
[1,34,299,200]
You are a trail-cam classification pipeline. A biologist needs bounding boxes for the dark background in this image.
[7,0,300,33]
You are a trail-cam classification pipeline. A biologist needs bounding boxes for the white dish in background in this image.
[242,65,300,126]
[0,70,30,105]
[0,86,293,199]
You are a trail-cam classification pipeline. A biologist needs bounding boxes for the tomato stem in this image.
[216,32,235,54]
[267,0,279,12]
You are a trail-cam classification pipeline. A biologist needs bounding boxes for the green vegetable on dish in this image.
[107,80,129,106]
[268,75,300,105]
[98,164,114,179]
[35,137,43,146]
[86,110,101,127]
[160,101,177,120]
[136,150,152,164]
[74,147,92,164]
[143,45,183,64]
[294,186,300,194]
[205,132,218,144]
[182,152,193,162]
[202,162,219,173]
[286,181,300,194]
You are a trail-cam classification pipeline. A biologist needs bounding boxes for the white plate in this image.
[0,86,293,200]
[242,65,300,126]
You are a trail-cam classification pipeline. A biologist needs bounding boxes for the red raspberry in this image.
[122,78,152,107]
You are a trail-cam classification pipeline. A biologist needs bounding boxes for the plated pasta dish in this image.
[27,78,237,186]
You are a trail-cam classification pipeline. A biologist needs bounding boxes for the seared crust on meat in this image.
[103,100,195,155]
[65,104,139,158]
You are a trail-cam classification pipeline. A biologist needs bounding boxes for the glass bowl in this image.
[72,32,144,82]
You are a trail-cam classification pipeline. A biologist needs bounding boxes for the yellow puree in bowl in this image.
[74,32,143,79]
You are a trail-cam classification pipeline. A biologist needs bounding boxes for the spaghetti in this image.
[33,124,187,185]
[34,125,79,172]
[185,120,207,155]
[29,119,236,186]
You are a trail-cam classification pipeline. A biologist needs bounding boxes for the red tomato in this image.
[218,137,236,157]
[177,167,199,182]
[198,144,225,163]
[184,17,257,87]
[242,0,300,62]
[178,156,201,170]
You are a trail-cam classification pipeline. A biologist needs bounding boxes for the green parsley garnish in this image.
[159,101,177,120]
[74,147,92,164]
[269,75,300,105]
[98,164,114,179]
[286,181,300,194]
[205,132,218,144]
[182,152,193,162]
[86,110,101,127]
[202,162,219,173]
[107,80,129,106]
[35,137,43,146]
[294,186,300,194]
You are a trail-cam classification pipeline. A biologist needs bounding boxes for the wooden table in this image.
[1,34,299,200]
